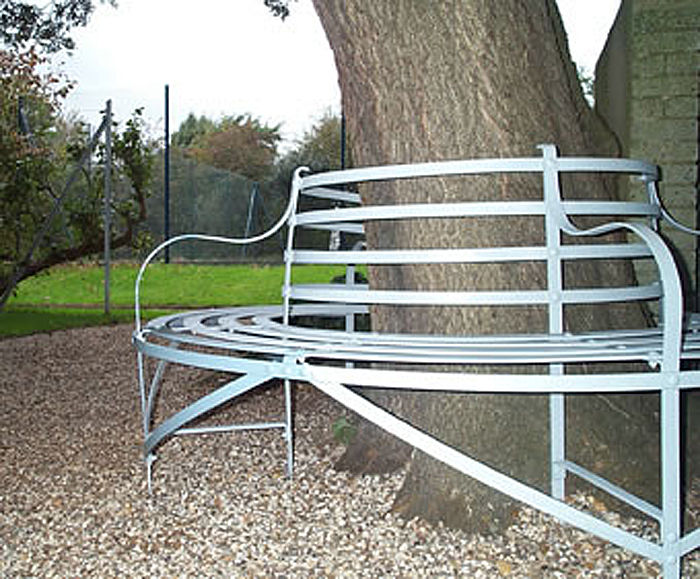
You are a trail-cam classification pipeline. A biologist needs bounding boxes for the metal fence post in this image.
[164,84,171,264]
[104,100,112,315]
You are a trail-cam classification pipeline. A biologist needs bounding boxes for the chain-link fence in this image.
[143,151,287,262]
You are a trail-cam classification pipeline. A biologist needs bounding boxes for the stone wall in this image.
[595,0,699,300]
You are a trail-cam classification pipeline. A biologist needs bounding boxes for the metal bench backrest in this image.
[284,144,664,341]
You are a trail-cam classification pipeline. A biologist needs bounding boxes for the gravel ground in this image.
[1,324,699,578]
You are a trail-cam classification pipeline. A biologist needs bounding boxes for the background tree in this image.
[173,113,281,182]
[305,0,670,535]
[0,0,115,53]
[170,113,216,149]
[272,110,344,184]
[292,110,346,172]
[0,49,67,262]
[267,111,347,254]
[0,46,157,305]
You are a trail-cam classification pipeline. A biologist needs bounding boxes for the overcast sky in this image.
[57,0,621,149]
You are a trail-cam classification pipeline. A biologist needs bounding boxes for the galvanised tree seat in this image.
[133,145,700,577]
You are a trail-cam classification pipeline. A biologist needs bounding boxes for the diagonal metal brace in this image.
[144,371,272,458]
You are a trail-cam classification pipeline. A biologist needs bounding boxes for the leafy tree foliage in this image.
[170,113,216,148]
[0,0,115,53]
[267,111,347,253]
[0,48,156,305]
[174,114,281,182]
[1,48,73,274]
[263,0,295,20]
[293,110,345,172]
[274,111,344,179]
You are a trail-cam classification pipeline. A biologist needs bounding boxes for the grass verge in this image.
[2,262,351,337]
[7,262,347,308]
[0,307,173,338]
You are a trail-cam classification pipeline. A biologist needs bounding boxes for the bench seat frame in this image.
[133,145,700,577]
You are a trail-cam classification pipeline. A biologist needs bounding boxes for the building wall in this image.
[595,0,699,298]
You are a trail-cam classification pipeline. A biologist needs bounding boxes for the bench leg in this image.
[284,378,294,478]
[146,453,156,496]
[550,391,566,501]
[661,384,682,578]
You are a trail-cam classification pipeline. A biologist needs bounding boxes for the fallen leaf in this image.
[497,560,512,575]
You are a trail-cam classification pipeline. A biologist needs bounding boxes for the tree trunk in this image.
[311,0,660,534]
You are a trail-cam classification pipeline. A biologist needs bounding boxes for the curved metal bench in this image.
[133,144,700,577]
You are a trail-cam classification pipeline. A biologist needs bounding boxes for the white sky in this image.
[56,0,621,149]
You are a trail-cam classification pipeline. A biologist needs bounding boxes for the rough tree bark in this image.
[311,0,662,534]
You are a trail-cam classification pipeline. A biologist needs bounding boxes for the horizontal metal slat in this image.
[300,157,546,190]
[293,201,547,227]
[286,282,661,307]
[289,247,548,265]
[555,157,658,177]
[559,243,652,260]
[294,202,658,229]
[562,201,660,217]
[561,283,662,304]
[288,244,653,265]
[295,222,365,235]
[287,284,550,306]
[299,156,658,191]
[301,187,361,204]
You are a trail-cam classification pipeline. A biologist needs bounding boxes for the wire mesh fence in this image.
[142,151,287,263]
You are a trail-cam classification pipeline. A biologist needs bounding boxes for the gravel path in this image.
[1,325,698,577]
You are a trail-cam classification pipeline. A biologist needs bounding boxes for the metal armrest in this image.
[134,168,308,334]
[559,216,683,370]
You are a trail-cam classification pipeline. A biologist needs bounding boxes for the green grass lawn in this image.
[0,307,144,337]
[1,261,348,337]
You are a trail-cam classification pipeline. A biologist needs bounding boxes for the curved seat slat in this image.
[143,305,677,366]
